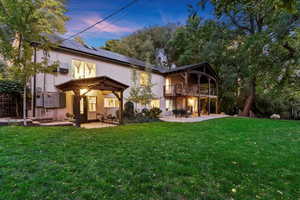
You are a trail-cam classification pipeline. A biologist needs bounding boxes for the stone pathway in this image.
[81,122,117,129]
[160,114,229,123]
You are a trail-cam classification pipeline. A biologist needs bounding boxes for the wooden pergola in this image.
[56,76,129,127]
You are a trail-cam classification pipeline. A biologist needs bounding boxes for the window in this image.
[151,99,160,108]
[72,60,96,79]
[104,98,119,108]
[165,78,172,94]
[80,98,84,114]
[166,99,173,111]
[88,97,97,112]
[140,72,149,86]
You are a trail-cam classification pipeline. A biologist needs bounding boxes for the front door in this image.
[87,96,97,121]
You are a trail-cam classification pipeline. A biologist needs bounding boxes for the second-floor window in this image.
[72,60,96,79]
[140,72,149,86]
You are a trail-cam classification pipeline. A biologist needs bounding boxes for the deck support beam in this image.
[197,75,202,117]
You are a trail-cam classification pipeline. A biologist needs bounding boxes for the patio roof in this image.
[56,76,129,92]
[163,62,218,79]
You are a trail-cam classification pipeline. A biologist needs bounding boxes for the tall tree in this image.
[0,0,68,125]
[194,1,300,116]
[127,54,156,108]
[199,0,297,13]
[101,24,177,68]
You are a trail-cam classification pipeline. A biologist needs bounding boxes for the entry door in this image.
[73,96,88,123]
[87,96,97,121]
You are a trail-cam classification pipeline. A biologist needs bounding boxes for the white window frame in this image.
[72,59,96,79]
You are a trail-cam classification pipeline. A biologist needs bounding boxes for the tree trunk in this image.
[241,79,256,117]
[23,82,27,126]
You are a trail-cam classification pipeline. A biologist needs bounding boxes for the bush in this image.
[141,108,150,116]
[0,80,23,94]
[149,107,162,118]
[124,107,162,124]
[65,113,74,121]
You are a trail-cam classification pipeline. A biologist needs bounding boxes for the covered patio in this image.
[56,76,128,127]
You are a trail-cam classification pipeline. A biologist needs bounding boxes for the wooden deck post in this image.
[185,97,188,112]
[215,98,218,114]
[197,75,201,117]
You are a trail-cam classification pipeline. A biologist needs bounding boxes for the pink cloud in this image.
[66,13,138,36]
[83,15,136,33]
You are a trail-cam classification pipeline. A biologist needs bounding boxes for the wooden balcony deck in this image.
[164,85,217,97]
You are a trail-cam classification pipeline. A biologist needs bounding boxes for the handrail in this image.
[164,84,216,97]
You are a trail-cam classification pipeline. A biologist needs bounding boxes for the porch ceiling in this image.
[55,76,129,92]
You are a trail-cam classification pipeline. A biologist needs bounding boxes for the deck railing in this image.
[164,84,216,97]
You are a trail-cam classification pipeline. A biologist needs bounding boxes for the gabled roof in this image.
[163,62,218,79]
[56,76,129,92]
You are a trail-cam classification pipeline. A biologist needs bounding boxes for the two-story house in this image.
[30,35,218,126]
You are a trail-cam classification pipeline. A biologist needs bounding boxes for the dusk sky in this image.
[65,0,214,47]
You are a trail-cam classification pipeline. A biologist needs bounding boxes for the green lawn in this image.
[0,118,300,200]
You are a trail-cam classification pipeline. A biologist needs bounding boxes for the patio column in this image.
[73,88,81,128]
[113,90,124,125]
[119,91,124,125]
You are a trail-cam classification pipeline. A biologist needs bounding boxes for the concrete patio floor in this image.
[160,114,229,123]
[81,122,117,129]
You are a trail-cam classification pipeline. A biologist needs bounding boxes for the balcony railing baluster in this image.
[164,84,216,97]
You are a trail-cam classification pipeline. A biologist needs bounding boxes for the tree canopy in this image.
[103,1,300,118]
[101,24,178,68]
[0,0,68,124]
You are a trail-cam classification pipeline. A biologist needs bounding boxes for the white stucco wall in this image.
[32,49,167,120]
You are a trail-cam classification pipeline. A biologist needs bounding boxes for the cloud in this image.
[82,15,136,33]
[66,13,139,37]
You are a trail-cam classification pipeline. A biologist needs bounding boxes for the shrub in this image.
[65,113,74,121]
[0,80,23,94]
[124,107,162,124]
[141,108,150,116]
[149,107,162,118]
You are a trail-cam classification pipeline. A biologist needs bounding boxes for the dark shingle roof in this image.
[48,35,165,73]
[47,35,216,77]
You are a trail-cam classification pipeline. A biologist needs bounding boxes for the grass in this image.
[0,118,300,200]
